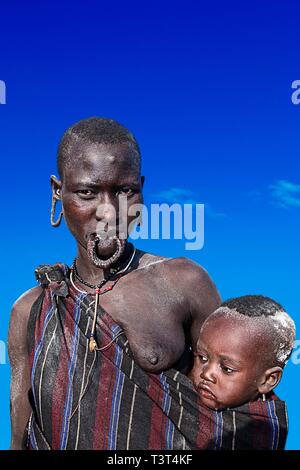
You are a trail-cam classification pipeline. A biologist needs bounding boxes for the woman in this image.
[9,118,284,450]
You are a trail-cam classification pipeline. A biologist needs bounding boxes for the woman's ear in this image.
[50,175,62,199]
[258,367,283,395]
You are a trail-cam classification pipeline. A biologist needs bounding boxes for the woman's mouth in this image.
[86,233,126,269]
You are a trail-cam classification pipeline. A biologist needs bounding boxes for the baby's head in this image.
[190,295,296,410]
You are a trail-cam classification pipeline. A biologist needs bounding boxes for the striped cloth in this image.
[25,264,288,450]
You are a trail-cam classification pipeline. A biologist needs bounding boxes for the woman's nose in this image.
[95,194,118,224]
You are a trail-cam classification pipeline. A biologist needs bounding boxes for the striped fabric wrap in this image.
[25,263,288,450]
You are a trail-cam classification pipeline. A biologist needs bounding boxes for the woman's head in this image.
[51,117,144,267]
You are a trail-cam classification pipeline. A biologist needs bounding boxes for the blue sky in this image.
[0,0,300,449]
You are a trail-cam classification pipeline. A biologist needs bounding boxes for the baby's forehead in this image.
[199,308,271,348]
[196,312,275,370]
[202,307,266,330]
[198,304,296,367]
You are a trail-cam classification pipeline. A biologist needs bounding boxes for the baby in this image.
[189,295,296,410]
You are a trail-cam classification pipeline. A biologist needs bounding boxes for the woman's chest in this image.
[98,284,189,371]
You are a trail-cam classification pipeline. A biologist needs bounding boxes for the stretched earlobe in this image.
[50,175,62,195]
[50,175,63,227]
[50,196,63,227]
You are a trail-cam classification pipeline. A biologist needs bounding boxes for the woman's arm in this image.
[8,286,42,449]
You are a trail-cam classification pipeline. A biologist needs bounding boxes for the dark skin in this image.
[189,315,283,410]
[8,142,221,449]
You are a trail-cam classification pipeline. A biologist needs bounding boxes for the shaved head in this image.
[203,295,296,368]
[57,117,141,180]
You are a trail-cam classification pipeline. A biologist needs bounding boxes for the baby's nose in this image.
[200,364,217,384]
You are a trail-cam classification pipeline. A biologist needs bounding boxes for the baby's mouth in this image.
[197,383,216,400]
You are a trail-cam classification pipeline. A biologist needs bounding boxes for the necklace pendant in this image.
[89,337,98,352]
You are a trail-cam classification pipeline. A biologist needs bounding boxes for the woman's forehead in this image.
[63,142,140,181]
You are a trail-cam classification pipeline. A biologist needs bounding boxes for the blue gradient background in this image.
[0,0,299,450]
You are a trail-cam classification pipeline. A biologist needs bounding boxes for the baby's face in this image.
[190,315,268,410]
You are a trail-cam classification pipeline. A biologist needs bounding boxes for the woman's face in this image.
[57,142,144,262]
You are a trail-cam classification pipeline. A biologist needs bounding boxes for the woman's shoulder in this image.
[10,286,44,327]
[9,285,44,360]
[34,262,70,286]
[10,263,69,323]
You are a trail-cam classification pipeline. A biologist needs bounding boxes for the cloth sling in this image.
[25,264,288,450]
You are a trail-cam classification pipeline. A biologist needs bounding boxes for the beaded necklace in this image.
[70,244,136,352]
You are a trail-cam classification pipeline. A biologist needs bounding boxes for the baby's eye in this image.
[221,365,235,374]
[193,351,208,363]
[198,354,208,363]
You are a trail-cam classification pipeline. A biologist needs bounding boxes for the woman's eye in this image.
[76,190,94,198]
[117,188,133,195]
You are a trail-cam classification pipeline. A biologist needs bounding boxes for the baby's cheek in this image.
[220,381,244,407]
[187,369,193,380]
[188,366,199,388]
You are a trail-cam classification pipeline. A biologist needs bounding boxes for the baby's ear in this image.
[258,367,283,395]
